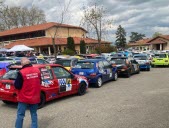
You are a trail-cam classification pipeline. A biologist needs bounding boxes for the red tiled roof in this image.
[148,38,167,44]
[128,38,151,46]
[5,37,110,49]
[146,35,169,44]
[0,22,87,37]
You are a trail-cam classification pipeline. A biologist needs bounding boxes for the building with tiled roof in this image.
[0,22,110,54]
[128,35,169,51]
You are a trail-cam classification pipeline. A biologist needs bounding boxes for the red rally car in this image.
[0,64,88,108]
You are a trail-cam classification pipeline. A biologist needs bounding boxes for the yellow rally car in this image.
[151,53,169,67]
[55,58,78,70]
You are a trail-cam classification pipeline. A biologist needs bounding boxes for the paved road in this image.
[1,68,169,128]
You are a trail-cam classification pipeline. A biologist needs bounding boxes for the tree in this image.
[152,32,162,38]
[80,40,86,54]
[95,45,117,53]
[129,32,145,42]
[115,25,126,50]
[82,4,112,54]
[67,37,75,52]
[0,5,46,30]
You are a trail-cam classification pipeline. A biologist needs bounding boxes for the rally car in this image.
[0,64,88,108]
[133,54,151,71]
[71,59,118,88]
[110,57,140,78]
[55,58,78,70]
[151,53,169,67]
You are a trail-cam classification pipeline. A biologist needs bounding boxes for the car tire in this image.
[2,100,13,104]
[136,68,140,74]
[113,72,118,81]
[38,92,46,109]
[126,70,131,78]
[151,65,154,68]
[96,77,102,88]
[78,82,87,95]
[147,68,150,71]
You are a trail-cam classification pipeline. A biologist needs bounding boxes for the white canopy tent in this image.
[7,45,34,52]
[0,48,8,52]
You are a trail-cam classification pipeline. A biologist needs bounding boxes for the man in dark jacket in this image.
[14,57,41,128]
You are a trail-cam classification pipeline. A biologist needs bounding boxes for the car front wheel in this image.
[78,82,87,95]
[113,72,118,81]
[96,77,102,88]
[126,70,131,78]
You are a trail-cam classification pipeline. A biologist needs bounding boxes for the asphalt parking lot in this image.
[1,68,169,128]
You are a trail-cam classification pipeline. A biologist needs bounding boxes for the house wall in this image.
[45,27,86,38]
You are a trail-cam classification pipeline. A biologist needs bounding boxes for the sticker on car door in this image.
[58,78,72,92]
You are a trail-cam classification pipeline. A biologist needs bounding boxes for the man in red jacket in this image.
[14,57,41,128]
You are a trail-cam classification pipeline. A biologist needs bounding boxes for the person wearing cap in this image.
[14,57,41,128]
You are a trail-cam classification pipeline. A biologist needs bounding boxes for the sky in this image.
[3,0,169,43]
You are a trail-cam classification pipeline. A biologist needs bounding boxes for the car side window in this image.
[52,67,72,79]
[131,60,138,64]
[40,67,53,80]
[72,60,78,67]
[103,60,111,68]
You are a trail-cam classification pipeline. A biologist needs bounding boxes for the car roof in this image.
[9,64,62,69]
[78,59,102,62]
[56,58,77,61]
[134,54,147,56]
[110,56,127,59]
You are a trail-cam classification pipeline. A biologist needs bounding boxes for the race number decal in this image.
[133,64,138,71]
[58,79,72,92]
[66,79,72,91]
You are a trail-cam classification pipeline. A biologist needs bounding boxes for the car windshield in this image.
[2,69,19,80]
[74,62,94,69]
[110,58,126,64]
[154,54,167,58]
[56,60,71,67]
[134,56,148,60]
[0,57,13,61]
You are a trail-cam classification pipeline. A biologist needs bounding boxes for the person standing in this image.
[14,57,41,128]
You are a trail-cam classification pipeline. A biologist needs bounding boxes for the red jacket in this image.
[18,66,41,104]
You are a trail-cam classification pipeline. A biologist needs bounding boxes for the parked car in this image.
[133,54,151,71]
[86,54,99,59]
[0,64,88,108]
[14,57,49,64]
[110,57,140,77]
[151,53,169,67]
[44,56,56,64]
[71,59,118,88]
[55,58,78,70]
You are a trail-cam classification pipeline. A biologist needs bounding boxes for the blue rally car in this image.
[71,59,118,88]
[133,54,151,71]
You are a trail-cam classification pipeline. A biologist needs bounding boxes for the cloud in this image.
[2,0,169,42]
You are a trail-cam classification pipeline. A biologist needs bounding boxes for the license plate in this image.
[121,69,125,71]
[5,84,10,89]
[79,72,84,75]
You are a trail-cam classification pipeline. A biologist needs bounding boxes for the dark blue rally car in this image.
[71,59,118,88]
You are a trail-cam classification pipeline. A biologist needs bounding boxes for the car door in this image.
[40,66,59,100]
[130,59,139,73]
[102,60,112,81]
[98,61,107,81]
[52,66,76,96]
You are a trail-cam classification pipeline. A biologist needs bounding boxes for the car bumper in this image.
[0,89,17,102]
[86,76,98,84]
[152,62,169,66]
[139,64,150,69]
[117,69,128,75]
